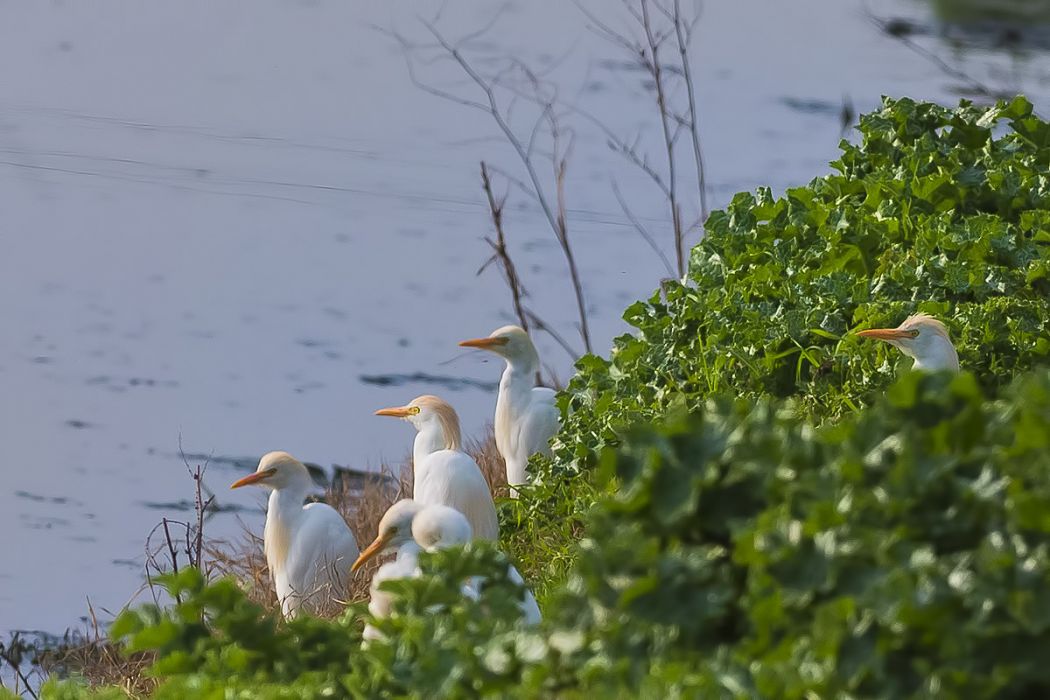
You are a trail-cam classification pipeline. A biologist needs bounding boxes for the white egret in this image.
[459,326,559,496]
[352,499,424,642]
[856,313,960,371]
[354,501,541,628]
[413,505,541,625]
[374,395,499,541]
[230,451,360,619]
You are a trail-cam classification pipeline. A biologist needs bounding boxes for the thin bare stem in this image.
[672,0,709,225]
[523,307,581,361]
[640,0,684,277]
[0,640,39,699]
[479,161,532,339]
[612,178,676,277]
[413,21,592,354]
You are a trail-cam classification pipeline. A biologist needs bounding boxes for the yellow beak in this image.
[230,468,277,489]
[855,327,915,341]
[375,405,418,418]
[352,532,395,573]
[458,336,509,349]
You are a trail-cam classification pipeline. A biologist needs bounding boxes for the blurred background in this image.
[2,0,1048,637]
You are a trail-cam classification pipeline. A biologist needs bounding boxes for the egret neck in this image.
[494,343,539,477]
[262,471,313,583]
[413,413,459,467]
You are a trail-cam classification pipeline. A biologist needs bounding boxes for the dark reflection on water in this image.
[1,0,1048,636]
[359,372,499,392]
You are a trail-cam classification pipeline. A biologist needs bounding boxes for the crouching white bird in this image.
[230,451,359,619]
[352,499,424,642]
[459,326,559,496]
[374,395,499,541]
[855,313,960,372]
[353,501,541,632]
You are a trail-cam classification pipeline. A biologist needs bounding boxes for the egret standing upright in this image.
[230,451,360,618]
[459,326,559,496]
[374,395,499,540]
[856,313,960,371]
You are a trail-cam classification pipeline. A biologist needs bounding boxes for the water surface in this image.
[2,0,1048,635]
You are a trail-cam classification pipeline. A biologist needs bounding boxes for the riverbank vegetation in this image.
[7,95,1050,698]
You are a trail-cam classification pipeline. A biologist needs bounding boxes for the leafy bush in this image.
[43,97,1050,698]
[47,370,1050,698]
[558,96,1050,472]
[557,369,1050,698]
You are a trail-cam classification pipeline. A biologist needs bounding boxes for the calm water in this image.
[2,0,1048,636]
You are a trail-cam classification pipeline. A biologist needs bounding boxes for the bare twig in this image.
[393,19,593,354]
[0,636,39,699]
[612,178,676,277]
[862,7,1007,100]
[523,307,581,361]
[671,0,709,225]
[572,0,708,277]
[640,0,685,276]
[479,161,531,335]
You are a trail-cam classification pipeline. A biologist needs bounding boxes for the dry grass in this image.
[40,430,509,692]
[34,603,158,697]
[211,430,508,614]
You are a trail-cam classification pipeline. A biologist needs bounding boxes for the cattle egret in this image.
[856,313,960,371]
[352,499,424,642]
[459,326,559,496]
[374,395,499,540]
[354,501,540,630]
[230,451,360,619]
[414,505,541,625]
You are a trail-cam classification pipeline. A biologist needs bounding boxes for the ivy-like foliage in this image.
[42,97,1050,699]
[47,370,1050,698]
[556,369,1050,698]
[558,96,1050,472]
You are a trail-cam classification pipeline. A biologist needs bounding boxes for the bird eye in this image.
[910,329,921,338]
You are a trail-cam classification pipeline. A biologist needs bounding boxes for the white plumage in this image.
[375,395,499,541]
[460,326,560,496]
[856,313,960,372]
[230,451,359,619]
[354,501,540,635]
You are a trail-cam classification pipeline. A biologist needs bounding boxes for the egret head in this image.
[352,499,423,572]
[412,504,472,552]
[374,395,462,450]
[230,451,312,491]
[459,325,537,364]
[856,313,959,371]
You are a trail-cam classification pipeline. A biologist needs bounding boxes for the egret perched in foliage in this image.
[351,499,424,642]
[856,313,960,372]
[354,501,541,628]
[374,395,499,540]
[230,451,359,619]
[459,326,559,496]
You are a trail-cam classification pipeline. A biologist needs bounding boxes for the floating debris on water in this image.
[359,371,497,392]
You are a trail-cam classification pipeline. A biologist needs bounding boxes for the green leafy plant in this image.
[42,97,1050,698]
[558,96,1050,473]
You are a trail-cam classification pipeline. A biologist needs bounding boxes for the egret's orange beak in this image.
[856,327,917,341]
[374,405,420,418]
[459,336,509,349]
[352,531,395,573]
[230,468,277,489]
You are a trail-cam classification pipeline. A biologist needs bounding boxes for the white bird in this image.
[459,326,560,496]
[374,395,499,541]
[352,499,424,642]
[353,501,540,629]
[413,505,541,626]
[856,313,960,372]
[230,451,360,619]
